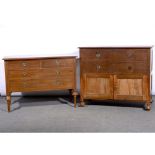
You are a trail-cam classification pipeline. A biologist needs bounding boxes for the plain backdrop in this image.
[0,0,155,95]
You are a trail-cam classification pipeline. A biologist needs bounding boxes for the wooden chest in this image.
[79,47,153,110]
[3,56,78,112]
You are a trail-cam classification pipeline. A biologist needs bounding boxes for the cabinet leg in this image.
[79,95,85,107]
[144,101,151,111]
[6,95,11,112]
[72,91,78,108]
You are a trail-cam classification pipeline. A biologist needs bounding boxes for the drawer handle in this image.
[22,62,27,67]
[23,82,27,87]
[96,52,101,58]
[96,65,101,71]
[55,60,60,65]
[23,72,27,76]
[56,71,60,75]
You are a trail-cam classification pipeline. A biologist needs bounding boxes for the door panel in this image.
[84,74,113,99]
[114,75,148,101]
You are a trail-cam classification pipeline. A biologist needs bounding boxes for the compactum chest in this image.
[3,56,78,112]
[79,47,153,110]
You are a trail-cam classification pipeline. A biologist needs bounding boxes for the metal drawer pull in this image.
[96,65,101,71]
[23,82,27,87]
[96,52,101,58]
[23,72,27,76]
[56,71,60,75]
[55,60,60,65]
[22,62,27,67]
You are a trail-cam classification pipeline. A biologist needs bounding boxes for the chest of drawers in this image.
[79,47,153,110]
[3,56,78,112]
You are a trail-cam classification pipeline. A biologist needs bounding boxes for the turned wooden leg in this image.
[144,101,151,111]
[6,94,11,112]
[79,95,85,107]
[72,91,78,108]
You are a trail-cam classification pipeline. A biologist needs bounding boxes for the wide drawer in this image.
[81,61,148,74]
[9,78,74,92]
[80,48,149,62]
[8,68,74,79]
[41,58,75,68]
[7,60,40,70]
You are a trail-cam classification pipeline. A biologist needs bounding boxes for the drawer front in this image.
[7,60,40,70]
[114,62,149,74]
[80,48,149,62]
[80,48,114,61]
[8,68,74,79]
[9,77,74,92]
[8,69,40,79]
[112,49,149,62]
[41,58,74,68]
[81,61,114,73]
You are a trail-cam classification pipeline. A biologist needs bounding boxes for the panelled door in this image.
[83,74,113,99]
[114,75,149,101]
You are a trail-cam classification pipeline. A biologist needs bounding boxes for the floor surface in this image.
[0,96,154,132]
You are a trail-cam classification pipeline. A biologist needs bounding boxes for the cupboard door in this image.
[114,75,149,101]
[83,74,113,99]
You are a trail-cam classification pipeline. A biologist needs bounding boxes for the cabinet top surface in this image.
[79,46,153,49]
[3,55,77,61]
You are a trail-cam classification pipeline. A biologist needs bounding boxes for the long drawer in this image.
[9,78,74,92]
[80,48,149,62]
[8,68,74,79]
[81,61,149,74]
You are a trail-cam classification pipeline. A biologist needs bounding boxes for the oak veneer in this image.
[3,56,77,112]
[79,47,153,110]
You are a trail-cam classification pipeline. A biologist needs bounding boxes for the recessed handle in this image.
[128,66,132,70]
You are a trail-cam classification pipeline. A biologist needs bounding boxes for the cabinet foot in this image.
[79,102,85,107]
[144,102,151,111]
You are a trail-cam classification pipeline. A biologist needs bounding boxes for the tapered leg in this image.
[6,93,11,112]
[72,91,78,108]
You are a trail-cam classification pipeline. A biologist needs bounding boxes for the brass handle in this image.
[23,72,27,76]
[55,60,60,65]
[23,82,27,87]
[96,65,101,71]
[96,51,101,58]
[22,62,27,67]
[56,71,60,75]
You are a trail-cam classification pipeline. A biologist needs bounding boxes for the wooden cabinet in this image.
[3,56,78,112]
[79,47,152,110]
